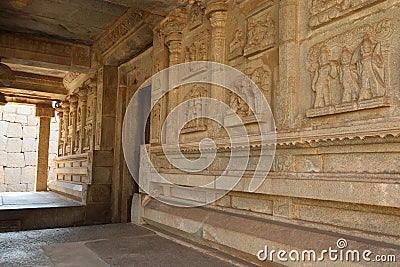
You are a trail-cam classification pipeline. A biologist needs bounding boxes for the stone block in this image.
[3,113,16,122]
[49,141,58,154]
[27,117,39,126]
[21,166,36,184]
[0,184,6,192]
[14,115,28,124]
[23,126,37,138]
[0,151,6,166]
[27,183,35,192]
[231,196,273,214]
[50,130,58,141]
[0,121,8,135]
[50,121,59,131]
[22,138,37,152]
[0,135,6,151]
[0,167,4,184]
[7,153,25,168]
[7,123,23,138]
[24,152,37,166]
[6,184,27,192]
[17,106,33,115]
[4,167,22,184]
[6,138,22,153]
[3,105,16,113]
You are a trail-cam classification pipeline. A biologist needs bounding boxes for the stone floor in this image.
[0,223,252,267]
[0,192,81,210]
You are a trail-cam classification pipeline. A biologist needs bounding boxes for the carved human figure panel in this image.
[352,36,385,100]
[229,29,244,54]
[184,85,207,128]
[309,0,384,28]
[308,19,392,110]
[229,75,255,116]
[244,11,276,55]
[311,45,338,108]
[189,0,204,30]
[340,47,360,103]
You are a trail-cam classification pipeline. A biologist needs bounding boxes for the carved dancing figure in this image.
[230,30,243,53]
[352,35,385,100]
[312,45,338,108]
[340,47,360,103]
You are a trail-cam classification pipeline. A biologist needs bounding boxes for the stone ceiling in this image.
[0,0,187,104]
[0,0,187,45]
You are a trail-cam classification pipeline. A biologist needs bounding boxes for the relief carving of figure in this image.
[311,45,338,108]
[152,104,161,138]
[189,0,204,29]
[198,42,207,61]
[229,76,255,116]
[340,47,360,103]
[229,29,244,53]
[229,92,249,116]
[245,14,275,52]
[352,35,385,100]
[185,85,206,128]
[251,66,272,100]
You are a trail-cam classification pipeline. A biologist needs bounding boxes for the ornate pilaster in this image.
[206,2,228,137]
[78,87,88,153]
[60,101,70,156]
[69,95,78,154]
[278,0,300,130]
[55,103,64,156]
[206,2,228,63]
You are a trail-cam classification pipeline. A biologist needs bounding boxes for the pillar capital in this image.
[206,1,228,23]
[35,105,54,118]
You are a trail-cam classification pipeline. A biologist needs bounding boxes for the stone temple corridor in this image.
[1,0,400,266]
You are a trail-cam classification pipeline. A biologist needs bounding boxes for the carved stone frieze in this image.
[309,0,385,28]
[188,0,205,30]
[307,19,393,117]
[181,84,208,133]
[95,9,143,56]
[244,8,276,57]
[228,29,245,61]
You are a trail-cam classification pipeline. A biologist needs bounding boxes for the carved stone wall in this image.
[48,0,400,260]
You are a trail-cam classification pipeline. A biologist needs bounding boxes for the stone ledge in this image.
[141,200,400,265]
[306,96,392,118]
[48,180,86,203]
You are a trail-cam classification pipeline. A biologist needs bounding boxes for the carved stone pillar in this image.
[164,34,183,144]
[78,87,88,153]
[60,101,70,156]
[207,2,228,137]
[55,104,64,156]
[206,2,228,63]
[35,105,54,191]
[69,95,78,154]
[278,0,300,130]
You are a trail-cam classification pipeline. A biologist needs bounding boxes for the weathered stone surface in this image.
[0,167,4,184]
[0,135,6,151]
[7,123,22,138]
[23,126,37,138]
[0,121,8,135]
[21,166,36,184]
[25,152,37,166]
[4,167,21,184]
[17,106,33,115]
[6,153,25,168]
[6,138,22,153]
[0,151,6,166]
[22,138,37,152]
[14,115,28,124]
